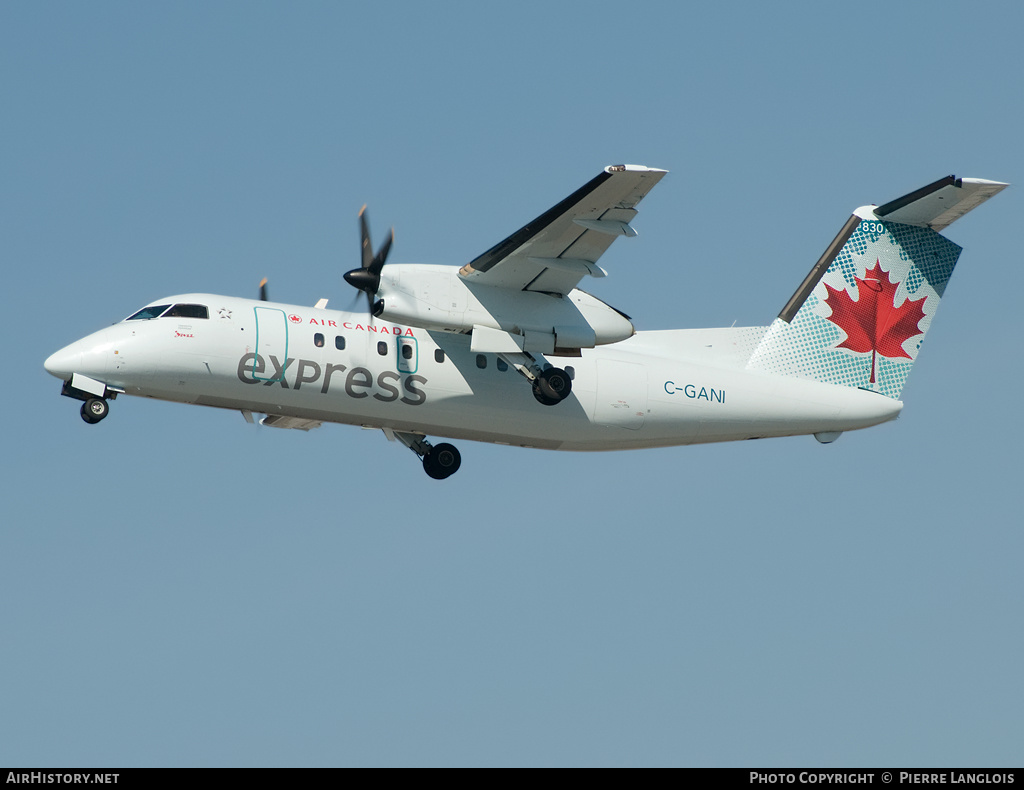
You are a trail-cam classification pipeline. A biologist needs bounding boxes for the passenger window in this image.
[335,336,346,350]
[377,341,388,356]
[434,349,445,363]
[402,344,413,360]
[163,304,209,319]
[476,354,487,369]
[496,358,508,372]
[314,333,324,348]
[565,366,575,380]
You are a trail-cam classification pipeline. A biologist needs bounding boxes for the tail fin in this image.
[746,175,1007,398]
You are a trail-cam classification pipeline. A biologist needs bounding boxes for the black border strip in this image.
[464,170,613,274]
[0,768,1020,779]
[778,213,861,323]
[875,174,958,217]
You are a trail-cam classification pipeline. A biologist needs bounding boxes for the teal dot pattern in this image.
[746,218,962,398]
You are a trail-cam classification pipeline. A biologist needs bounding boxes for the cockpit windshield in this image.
[125,303,209,321]
[164,304,209,319]
[126,305,171,320]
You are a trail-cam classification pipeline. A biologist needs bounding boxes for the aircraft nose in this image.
[44,346,82,380]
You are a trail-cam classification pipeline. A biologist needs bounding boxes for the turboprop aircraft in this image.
[44,166,1006,479]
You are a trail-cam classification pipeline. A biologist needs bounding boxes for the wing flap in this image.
[260,415,323,431]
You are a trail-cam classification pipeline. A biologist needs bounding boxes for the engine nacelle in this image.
[376,264,633,354]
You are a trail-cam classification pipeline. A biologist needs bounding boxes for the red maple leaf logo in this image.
[823,260,926,383]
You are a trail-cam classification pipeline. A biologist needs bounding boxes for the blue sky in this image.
[2,1,1021,767]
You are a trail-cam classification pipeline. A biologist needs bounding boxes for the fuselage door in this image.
[397,336,418,374]
[253,307,288,381]
[594,359,648,430]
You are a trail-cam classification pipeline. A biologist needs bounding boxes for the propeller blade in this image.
[370,228,393,275]
[346,205,394,327]
[259,278,269,301]
[359,204,375,272]
[345,206,393,311]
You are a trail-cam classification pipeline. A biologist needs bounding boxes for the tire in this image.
[536,367,572,402]
[81,398,109,424]
[423,443,461,479]
[532,380,561,406]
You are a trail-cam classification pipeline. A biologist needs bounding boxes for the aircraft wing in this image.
[458,164,667,295]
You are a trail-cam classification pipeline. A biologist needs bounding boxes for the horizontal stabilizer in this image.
[872,175,1008,230]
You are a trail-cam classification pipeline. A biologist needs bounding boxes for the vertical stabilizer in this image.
[746,176,1006,399]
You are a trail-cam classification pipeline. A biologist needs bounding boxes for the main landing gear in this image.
[497,352,573,407]
[532,367,572,406]
[423,443,461,480]
[390,431,462,480]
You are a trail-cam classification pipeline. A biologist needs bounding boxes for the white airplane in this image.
[44,166,1007,479]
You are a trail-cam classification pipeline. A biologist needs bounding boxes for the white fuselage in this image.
[44,293,902,450]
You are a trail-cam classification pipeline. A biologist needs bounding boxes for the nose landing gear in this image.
[80,397,109,424]
[58,375,116,424]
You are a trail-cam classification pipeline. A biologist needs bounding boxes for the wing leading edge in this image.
[458,164,667,295]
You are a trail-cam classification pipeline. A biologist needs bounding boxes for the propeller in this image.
[343,205,392,317]
[259,278,269,301]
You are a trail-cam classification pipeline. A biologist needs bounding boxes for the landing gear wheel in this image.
[422,442,461,480]
[532,381,561,406]
[81,398,109,424]
[534,367,572,405]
